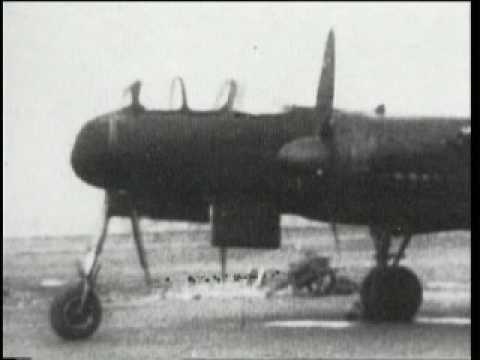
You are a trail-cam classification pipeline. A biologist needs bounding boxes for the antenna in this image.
[123,80,142,107]
[169,76,189,110]
[214,79,238,111]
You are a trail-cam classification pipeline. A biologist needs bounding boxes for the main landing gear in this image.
[50,193,152,340]
[359,226,422,322]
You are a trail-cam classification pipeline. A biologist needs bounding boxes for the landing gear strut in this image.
[50,193,152,340]
[360,226,422,322]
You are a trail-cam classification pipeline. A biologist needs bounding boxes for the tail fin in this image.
[316,29,335,136]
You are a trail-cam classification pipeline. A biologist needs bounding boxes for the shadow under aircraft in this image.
[49,29,471,340]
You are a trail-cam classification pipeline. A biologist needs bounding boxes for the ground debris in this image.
[159,255,358,300]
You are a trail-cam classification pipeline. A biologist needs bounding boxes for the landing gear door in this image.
[211,196,280,249]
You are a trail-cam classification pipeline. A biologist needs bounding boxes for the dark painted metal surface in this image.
[70,29,469,239]
[71,103,470,234]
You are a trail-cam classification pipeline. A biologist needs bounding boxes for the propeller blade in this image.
[316,29,335,137]
[278,30,337,173]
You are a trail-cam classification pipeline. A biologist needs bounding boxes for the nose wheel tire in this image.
[360,266,422,322]
[50,282,102,340]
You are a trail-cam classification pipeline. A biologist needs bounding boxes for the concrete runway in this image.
[3,229,471,359]
[3,283,471,359]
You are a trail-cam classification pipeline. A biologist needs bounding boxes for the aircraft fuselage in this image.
[71,105,470,234]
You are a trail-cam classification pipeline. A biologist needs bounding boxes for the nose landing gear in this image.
[49,280,102,340]
[49,192,152,340]
[360,226,423,322]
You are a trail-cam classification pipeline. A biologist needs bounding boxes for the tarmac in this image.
[3,228,471,359]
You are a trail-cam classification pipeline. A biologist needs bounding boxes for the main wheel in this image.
[361,266,422,322]
[50,282,102,340]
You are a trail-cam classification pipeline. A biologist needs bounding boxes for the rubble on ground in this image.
[164,255,359,299]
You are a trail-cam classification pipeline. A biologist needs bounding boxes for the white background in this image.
[3,2,470,237]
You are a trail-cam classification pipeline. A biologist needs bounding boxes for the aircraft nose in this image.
[71,117,112,188]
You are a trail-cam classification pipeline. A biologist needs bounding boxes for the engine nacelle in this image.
[211,197,280,249]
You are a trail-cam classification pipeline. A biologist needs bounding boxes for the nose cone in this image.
[71,118,112,188]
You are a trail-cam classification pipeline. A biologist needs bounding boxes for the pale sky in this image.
[3,2,470,237]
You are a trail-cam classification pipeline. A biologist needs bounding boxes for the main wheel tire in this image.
[361,266,422,322]
[50,282,102,340]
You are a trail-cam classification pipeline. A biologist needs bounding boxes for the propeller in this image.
[277,29,342,261]
[318,30,341,261]
[316,29,335,137]
[278,29,336,167]
[316,30,342,260]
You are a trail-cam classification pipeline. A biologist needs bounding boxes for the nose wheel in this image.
[50,282,102,340]
[49,191,153,340]
[359,226,423,322]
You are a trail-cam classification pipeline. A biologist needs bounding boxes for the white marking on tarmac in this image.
[416,317,470,326]
[264,320,356,329]
[426,281,470,291]
[423,290,470,303]
[40,278,67,288]
[264,317,470,329]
